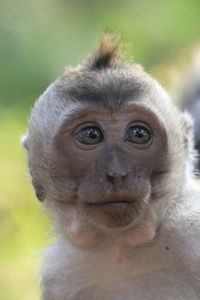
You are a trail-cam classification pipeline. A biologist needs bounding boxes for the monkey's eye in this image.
[74,127,103,145]
[126,126,151,144]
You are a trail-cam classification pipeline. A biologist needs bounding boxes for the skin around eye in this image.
[126,126,151,144]
[74,127,103,145]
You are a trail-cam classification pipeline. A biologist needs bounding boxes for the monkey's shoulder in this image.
[159,190,200,272]
[172,186,200,232]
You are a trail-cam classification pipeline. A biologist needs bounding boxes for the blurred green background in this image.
[0,0,199,299]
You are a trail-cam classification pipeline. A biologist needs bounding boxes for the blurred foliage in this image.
[0,110,51,299]
[0,0,199,299]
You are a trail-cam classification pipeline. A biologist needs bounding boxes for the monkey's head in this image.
[23,33,196,233]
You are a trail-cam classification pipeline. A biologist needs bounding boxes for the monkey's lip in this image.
[82,200,134,208]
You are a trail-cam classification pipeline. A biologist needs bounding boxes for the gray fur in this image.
[23,35,200,299]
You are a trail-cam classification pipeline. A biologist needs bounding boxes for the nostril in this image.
[107,171,127,178]
[107,171,127,184]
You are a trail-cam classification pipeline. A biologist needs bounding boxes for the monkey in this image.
[23,33,200,300]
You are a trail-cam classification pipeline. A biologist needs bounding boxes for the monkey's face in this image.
[24,34,191,237]
[52,103,168,229]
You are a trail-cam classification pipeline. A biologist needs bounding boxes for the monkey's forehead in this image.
[28,64,175,143]
[53,67,162,111]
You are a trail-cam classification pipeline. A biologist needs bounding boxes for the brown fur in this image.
[85,31,121,70]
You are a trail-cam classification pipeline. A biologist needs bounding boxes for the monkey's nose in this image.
[106,171,127,184]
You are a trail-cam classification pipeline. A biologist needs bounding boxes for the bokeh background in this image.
[0,0,200,299]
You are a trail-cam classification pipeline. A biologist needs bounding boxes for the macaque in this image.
[23,33,200,300]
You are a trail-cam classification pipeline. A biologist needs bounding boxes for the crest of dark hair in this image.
[85,32,121,70]
[55,33,144,110]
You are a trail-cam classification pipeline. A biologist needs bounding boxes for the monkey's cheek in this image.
[68,226,99,248]
[121,207,157,246]
[122,222,156,246]
[67,213,100,248]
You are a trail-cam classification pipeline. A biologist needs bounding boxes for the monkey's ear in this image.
[21,134,29,151]
[181,111,194,146]
[85,31,121,70]
[181,111,198,175]
[21,134,45,201]
[32,180,46,202]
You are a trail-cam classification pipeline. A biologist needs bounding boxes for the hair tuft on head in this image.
[85,31,121,71]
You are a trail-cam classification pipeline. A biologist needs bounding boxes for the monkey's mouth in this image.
[83,200,134,208]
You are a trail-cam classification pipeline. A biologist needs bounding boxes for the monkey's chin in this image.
[82,201,139,229]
